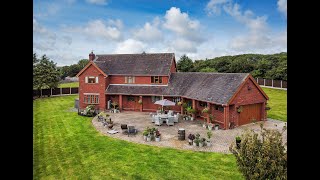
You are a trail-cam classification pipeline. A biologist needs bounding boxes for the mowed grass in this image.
[58,82,79,88]
[261,87,287,121]
[33,95,243,180]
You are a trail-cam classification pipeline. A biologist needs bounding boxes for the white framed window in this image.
[125,76,135,84]
[151,76,162,84]
[85,76,98,84]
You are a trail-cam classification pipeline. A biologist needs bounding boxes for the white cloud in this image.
[64,19,123,41]
[206,0,229,15]
[86,0,108,5]
[172,38,197,53]
[164,7,200,37]
[133,17,163,42]
[114,39,146,54]
[277,0,287,17]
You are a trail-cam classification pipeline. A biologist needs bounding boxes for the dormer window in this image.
[125,76,135,84]
[85,76,98,84]
[151,76,162,84]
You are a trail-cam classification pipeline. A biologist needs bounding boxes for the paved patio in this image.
[92,111,287,154]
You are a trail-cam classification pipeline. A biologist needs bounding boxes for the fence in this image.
[255,78,287,89]
[33,87,79,97]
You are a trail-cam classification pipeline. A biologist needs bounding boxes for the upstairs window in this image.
[151,76,162,84]
[85,76,98,84]
[125,76,135,84]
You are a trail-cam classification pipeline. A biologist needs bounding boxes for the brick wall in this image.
[122,95,140,111]
[109,75,169,84]
[78,64,107,110]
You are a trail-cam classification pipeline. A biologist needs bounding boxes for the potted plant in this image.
[188,133,195,145]
[202,123,207,128]
[138,99,143,104]
[186,107,196,121]
[207,123,213,130]
[146,134,151,142]
[214,124,219,130]
[206,131,213,147]
[207,114,215,130]
[194,133,200,146]
[177,101,183,106]
[150,127,156,141]
[235,136,241,149]
[237,106,243,113]
[107,118,113,129]
[155,129,161,142]
[202,107,209,113]
[111,102,118,113]
[143,130,149,141]
[199,138,206,147]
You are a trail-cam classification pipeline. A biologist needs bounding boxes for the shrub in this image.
[229,124,287,180]
[202,107,209,113]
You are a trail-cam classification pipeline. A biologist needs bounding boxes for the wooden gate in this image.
[239,103,262,125]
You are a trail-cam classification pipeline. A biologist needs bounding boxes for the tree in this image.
[33,54,60,92]
[77,59,89,69]
[199,67,216,72]
[229,124,287,180]
[177,55,194,72]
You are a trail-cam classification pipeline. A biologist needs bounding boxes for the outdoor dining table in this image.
[158,114,168,123]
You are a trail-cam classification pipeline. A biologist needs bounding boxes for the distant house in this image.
[76,52,268,129]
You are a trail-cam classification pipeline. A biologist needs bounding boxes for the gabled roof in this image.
[166,72,249,105]
[76,61,107,77]
[94,53,174,76]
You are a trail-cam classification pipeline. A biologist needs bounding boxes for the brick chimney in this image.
[89,51,95,61]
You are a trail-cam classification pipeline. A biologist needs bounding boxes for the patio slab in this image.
[92,111,287,154]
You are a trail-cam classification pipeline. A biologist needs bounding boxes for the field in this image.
[33,95,243,179]
[261,87,287,121]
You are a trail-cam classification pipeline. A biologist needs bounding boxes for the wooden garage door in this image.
[239,103,262,125]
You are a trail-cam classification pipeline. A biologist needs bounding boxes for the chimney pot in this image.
[89,51,95,61]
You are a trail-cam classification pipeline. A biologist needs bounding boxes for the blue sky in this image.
[33,0,287,66]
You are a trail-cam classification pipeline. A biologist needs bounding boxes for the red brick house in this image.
[76,52,269,129]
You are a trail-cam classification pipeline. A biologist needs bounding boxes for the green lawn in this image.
[33,95,243,179]
[261,87,287,121]
[58,82,79,88]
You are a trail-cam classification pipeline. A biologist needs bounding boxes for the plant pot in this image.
[236,140,241,149]
[206,141,211,147]
[193,142,197,147]
[107,124,113,129]
[190,117,194,121]
[147,137,151,142]
[188,139,193,145]
[214,125,219,130]
[199,142,204,147]
[156,137,160,142]
[143,135,147,141]
[208,126,213,130]
[202,124,206,128]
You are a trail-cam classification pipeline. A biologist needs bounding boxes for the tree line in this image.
[177,52,287,80]
[33,53,89,90]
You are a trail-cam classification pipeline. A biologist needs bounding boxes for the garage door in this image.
[239,103,262,125]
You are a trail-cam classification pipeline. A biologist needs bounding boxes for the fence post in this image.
[51,88,53,96]
[70,87,71,94]
[264,79,266,86]
[281,80,283,88]
[272,79,274,87]
[40,89,42,97]
[256,78,258,83]
[60,88,62,95]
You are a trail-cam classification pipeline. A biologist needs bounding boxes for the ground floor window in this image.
[199,101,207,107]
[215,105,224,112]
[127,96,135,101]
[84,94,99,104]
[151,96,161,103]
[172,97,181,104]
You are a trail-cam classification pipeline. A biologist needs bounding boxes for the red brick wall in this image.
[109,75,169,84]
[122,95,140,111]
[229,105,238,127]
[142,96,160,112]
[211,105,224,126]
[170,59,177,73]
[78,64,107,110]
[230,78,267,105]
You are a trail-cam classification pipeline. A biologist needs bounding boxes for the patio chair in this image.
[154,117,163,126]
[127,126,137,137]
[168,110,174,116]
[121,124,128,133]
[167,117,175,126]
[173,113,180,123]
[152,115,159,123]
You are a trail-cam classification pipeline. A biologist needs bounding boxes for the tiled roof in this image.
[94,53,174,75]
[106,72,249,104]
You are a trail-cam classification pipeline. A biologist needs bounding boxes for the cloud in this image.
[133,17,163,42]
[114,39,146,54]
[172,38,197,53]
[205,0,229,15]
[64,19,123,41]
[277,0,287,17]
[86,0,108,5]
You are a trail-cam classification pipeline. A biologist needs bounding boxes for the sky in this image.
[33,0,287,66]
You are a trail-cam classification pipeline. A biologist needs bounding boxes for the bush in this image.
[229,124,287,180]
